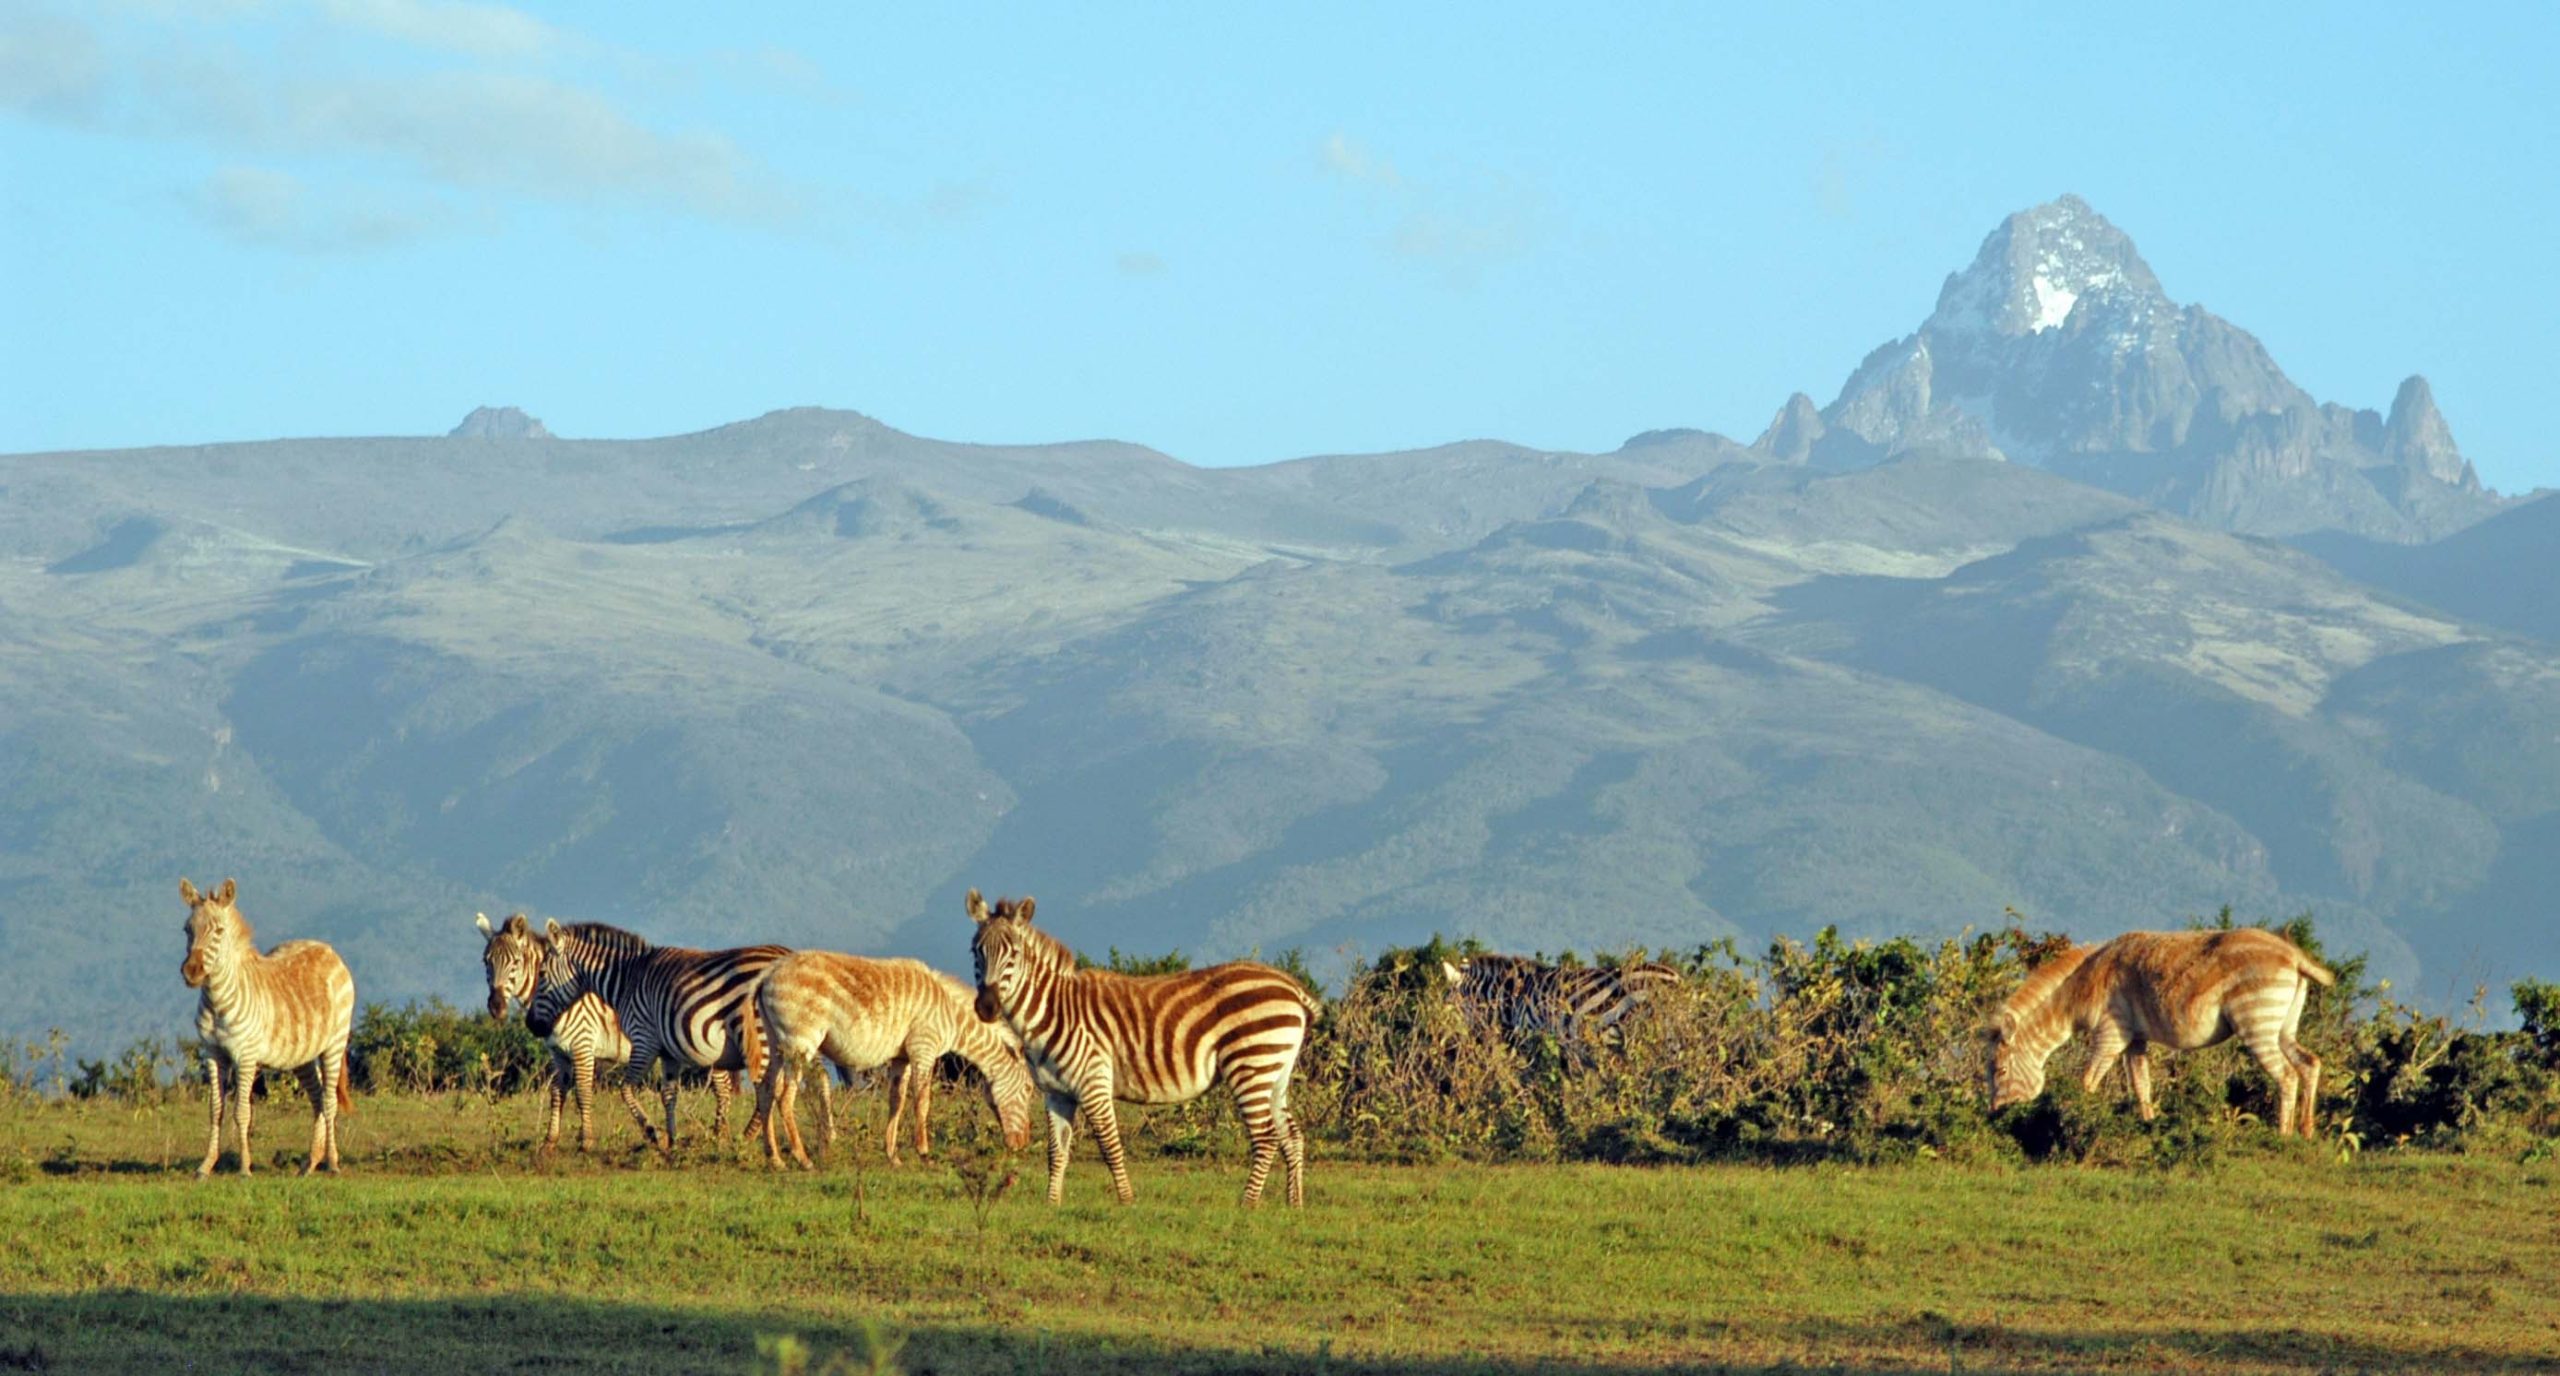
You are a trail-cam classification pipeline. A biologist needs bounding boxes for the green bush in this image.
[348,998,546,1095]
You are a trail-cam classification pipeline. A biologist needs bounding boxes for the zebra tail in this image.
[2298,958,2337,988]
[336,1069,354,1115]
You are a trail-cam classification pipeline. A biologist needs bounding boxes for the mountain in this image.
[4,197,2552,1046]
[2297,491,2560,644]
[1795,195,2503,543]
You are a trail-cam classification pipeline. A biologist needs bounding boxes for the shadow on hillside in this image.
[2,1291,2551,1375]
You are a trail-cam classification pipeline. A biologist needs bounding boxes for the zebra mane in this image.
[1992,943,2096,1036]
[552,921,654,959]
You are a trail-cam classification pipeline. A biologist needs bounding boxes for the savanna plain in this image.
[2,1091,2554,1376]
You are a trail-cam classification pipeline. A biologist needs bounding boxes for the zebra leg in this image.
[2242,1028,2299,1139]
[2127,1044,2157,1122]
[1077,1080,1135,1205]
[197,1053,228,1179]
[882,1056,911,1165]
[613,1072,655,1144]
[1282,1116,1307,1208]
[1042,1090,1078,1204]
[781,1055,817,1170]
[541,1053,568,1155]
[573,1048,601,1153]
[2079,1020,2131,1106]
[296,1063,327,1176]
[2287,1040,2323,1138]
[709,1069,735,1143]
[754,1055,786,1168]
[233,1059,259,1177]
[322,1044,347,1172]
[815,1070,836,1157]
[913,1064,936,1161]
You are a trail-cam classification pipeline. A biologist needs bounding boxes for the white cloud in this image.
[314,0,554,61]
[0,10,107,122]
[1320,131,1402,189]
[188,163,474,251]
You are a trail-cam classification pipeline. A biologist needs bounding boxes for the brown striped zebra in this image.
[750,951,1037,1169]
[1986,927,2336,1137]
[179,877,356,1177]
[966,890,1317,1207]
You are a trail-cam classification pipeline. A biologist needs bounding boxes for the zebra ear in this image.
[1440,960,1465,985]
[212,878,236,906]
[966,888,989,923]
[475,912,493,935]
[1017,896,1036,922]
[545,918,565,941]
[179,878,200,905]
[504,912,530,934]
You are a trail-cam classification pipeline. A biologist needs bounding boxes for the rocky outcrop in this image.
[449,406,552,440]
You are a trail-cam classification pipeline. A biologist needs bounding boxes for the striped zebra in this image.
[751,951,1037,1169]
[966,890,1317,1207]
[179,877,355,1177]
[1440,953,1682,1048]
[476,912,655,1153]
[1987,927,2336,1137]
[531,918,789,1152]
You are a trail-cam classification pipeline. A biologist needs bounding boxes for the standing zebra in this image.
[476,912,656,1153]
[533,919,789,1152]
[1986,927,2335,1137]
[178,877,355,1177]
[751,951,1037,1169]
[966,890,1317,1207]
[1441,953,1682,1048]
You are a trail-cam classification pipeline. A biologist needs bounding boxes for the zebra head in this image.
[178,877,243,988]
[967,888,1049,1025]
[525,920,587,1039]
[475,911,540,1021]
[1983,1017,2044,1111]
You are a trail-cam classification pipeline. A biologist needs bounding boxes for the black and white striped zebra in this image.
[1441,953,1681,1049]
[533,918,788,1152]
[967,890,1317,1207]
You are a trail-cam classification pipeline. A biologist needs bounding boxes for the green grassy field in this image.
[2,1092,2555,1375]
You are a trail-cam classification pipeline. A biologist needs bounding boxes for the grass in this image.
[1,1093,2555,1374]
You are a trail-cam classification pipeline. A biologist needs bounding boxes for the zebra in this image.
[966,889,1318,1207]
[532,918,789,1152]
[1440,953,1682,1050]
[476,912,655,1153]
[1987,927,2336,1137]
[751,950,1037,1169]
[179,877,355,1177]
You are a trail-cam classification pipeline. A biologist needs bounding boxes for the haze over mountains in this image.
[4,196,2550,1046]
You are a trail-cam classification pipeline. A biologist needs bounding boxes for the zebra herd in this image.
[177,874,2345,1196]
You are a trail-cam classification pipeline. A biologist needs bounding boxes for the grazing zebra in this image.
[476,912,655,1153]
[751,951,1037,1169]
[533,918,789,1152]
[1440,953,1682,1047]
[178,877,355,1177]
[1986,927,2336,1137]
[967,890,1317,1207]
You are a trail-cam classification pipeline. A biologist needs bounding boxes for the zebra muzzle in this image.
[973,986,1001,1023]
[180,954,207,988]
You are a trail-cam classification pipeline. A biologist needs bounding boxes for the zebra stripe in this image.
[1442,954,1681,1047]
[536,918,787,1152]
[751,951,1037,1169]
[967,889,1316,1207]
[181,877,355,1178]
[1987,927,2336,1137]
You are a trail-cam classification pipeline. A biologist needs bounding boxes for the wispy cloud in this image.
[314,0,554,61]
[2,2,831,251]
[187,163,478,251]
[1320,131,1402,190]
[1319,130,1544,275]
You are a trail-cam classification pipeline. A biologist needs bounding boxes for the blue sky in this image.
[3,2,2553,490]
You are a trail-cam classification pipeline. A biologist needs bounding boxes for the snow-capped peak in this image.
[1924,194,2162,341]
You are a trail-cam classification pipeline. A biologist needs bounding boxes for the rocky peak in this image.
[1752,393,1826,464]
[2382,375,2476,490]
[1923,194,2167,341]
[449,406,551,440]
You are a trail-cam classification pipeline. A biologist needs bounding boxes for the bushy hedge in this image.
[1294,914,2560,1166]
